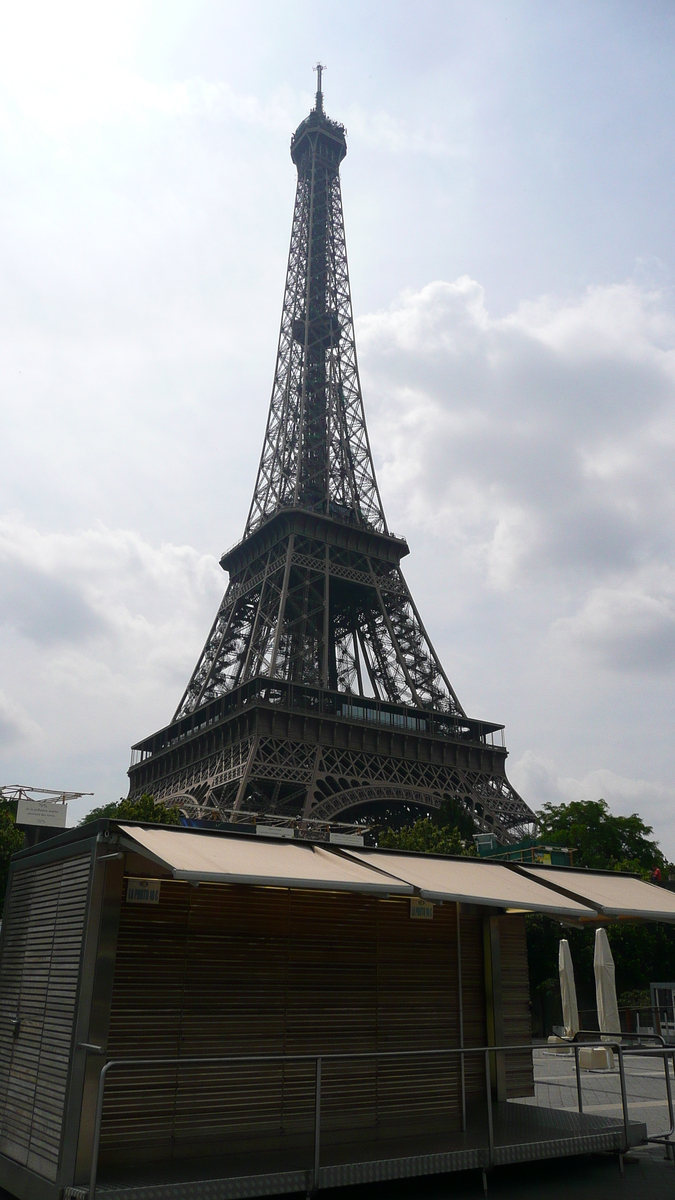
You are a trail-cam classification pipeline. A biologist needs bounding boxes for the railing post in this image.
[663,1049,674,1141]
[460,1048,467,1134]
[484,1049,494,1168]
[88,1060,113,1200]
[313,1056,322,1193]
[616,1045,630,1153]
[573,1043,583,1113]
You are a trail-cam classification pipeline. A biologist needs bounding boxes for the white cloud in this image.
[0,515,222,655]
[360,277,675,662]
[0,66,300,137]
[0,690,40,750]
[510,751,675,850]
[552,566,675,671]
[344,106,467,159]
[0,516,223,801]
[0,1,304,136]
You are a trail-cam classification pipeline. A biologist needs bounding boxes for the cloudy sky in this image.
[2,1,675,853]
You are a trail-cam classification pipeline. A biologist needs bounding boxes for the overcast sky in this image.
[2,0,675,854]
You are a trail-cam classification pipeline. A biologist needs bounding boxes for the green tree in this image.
[527,798,675,1034]
[537,798,665,876]
[0,802,24,917]
[79,794,181,826]
[378,818,473,856]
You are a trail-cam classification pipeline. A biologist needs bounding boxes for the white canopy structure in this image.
[118,825,414,894]
[518,864,675,922]
[559,938,580,1039]
[114,827,675,925]
[594,927,621,1040]
[345,849,598,917]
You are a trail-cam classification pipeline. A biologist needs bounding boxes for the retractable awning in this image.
[517,865,675,922]
[116,826,675,921]
[118,825,413,895]
[341,849,598,918]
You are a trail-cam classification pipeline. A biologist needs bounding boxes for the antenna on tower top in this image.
[314,62,326,112]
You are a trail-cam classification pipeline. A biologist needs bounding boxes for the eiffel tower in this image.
[128,68,535,842]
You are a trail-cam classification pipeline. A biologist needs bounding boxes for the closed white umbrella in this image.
[558,939,580,1039]
[594,927,621,1040]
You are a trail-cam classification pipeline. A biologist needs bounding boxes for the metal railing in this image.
[548,1036,674,1156]
[80,1037,675,1200]
[576,1005,675,1040]
[130,676,496,765]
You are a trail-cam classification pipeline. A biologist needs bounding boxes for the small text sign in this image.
[126,878,161,904]
[16,799,67,829]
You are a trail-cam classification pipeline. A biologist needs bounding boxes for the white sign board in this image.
[410,898,434,920]
[16,799,67,829]
[329,832,365,847]
[256,825,294,839]
[126,878,161,904]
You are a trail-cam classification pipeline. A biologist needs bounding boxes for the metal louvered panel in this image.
[0,854,91,1181]
[499,915,534,1099]
[101,882,488,1169]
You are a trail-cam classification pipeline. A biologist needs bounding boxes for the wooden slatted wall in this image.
[0,855,91,1181]
[102,882,488,1166]
[499,915,534,1098]
[459,913,488,1102]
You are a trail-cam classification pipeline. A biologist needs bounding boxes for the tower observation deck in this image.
[128,70,536,842]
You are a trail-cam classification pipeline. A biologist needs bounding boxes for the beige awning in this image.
[118,825,413,895]
[341,849,598,917]
[518,865,675,922]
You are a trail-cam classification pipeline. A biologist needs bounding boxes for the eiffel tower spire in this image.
[244,65,385,540]
[128,75,535,842]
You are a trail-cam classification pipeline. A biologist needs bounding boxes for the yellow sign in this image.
[410,898,434,919]
[534,852,552,865]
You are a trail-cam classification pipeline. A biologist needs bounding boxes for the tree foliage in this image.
[0,802,24,917]
[79,794,181,826]
[528,798,674,1033]
[537,798,664,876]
[378,818,473,856]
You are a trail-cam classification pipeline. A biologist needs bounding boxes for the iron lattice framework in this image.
[129,71,535,842]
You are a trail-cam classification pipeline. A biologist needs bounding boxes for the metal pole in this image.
[574,1043,583,1113]
[616,1045,630,1153]
[484,1049,494,1168]
[456,902,466,1132]
[313,1056,322,1192]
[88,1061,113,1200]
[663,1049,674,1140]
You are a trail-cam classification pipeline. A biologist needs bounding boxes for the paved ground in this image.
[522,1046,675,1138]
